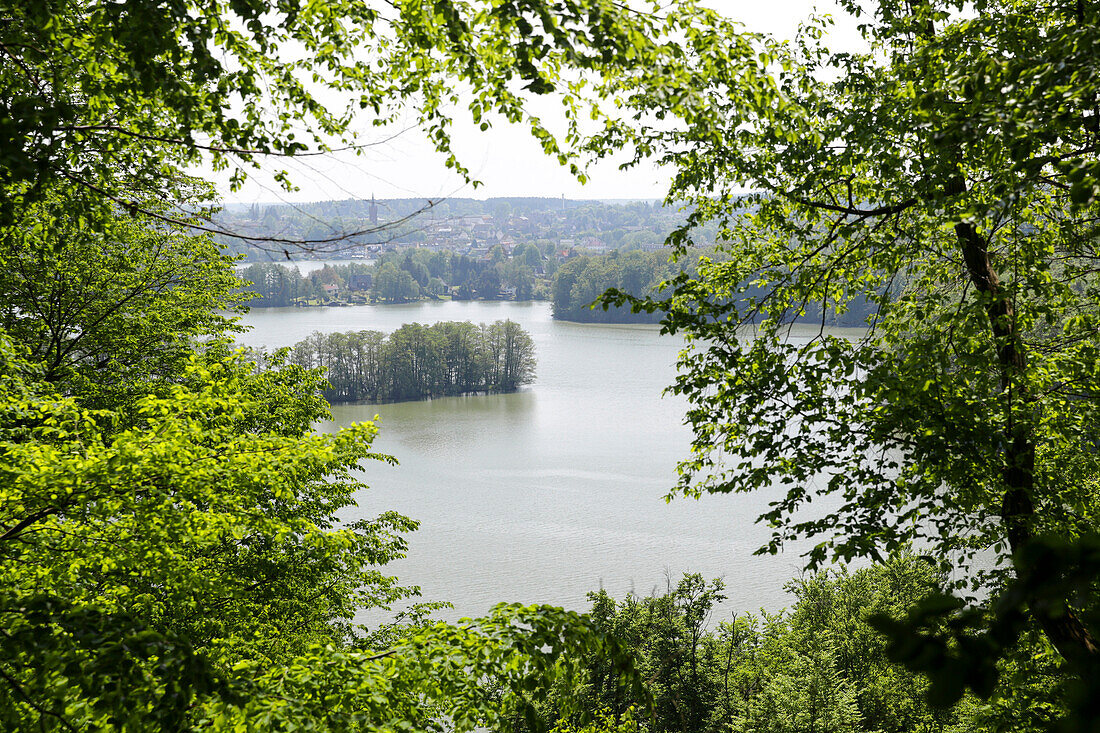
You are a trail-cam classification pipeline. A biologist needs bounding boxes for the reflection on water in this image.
[238,301,846,623]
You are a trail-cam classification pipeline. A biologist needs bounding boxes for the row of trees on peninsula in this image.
[242,248,684,323]
[285,320,536,403]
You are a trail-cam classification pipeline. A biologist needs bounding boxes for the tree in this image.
[403,252,432,288]
[595,0,1100,717]
[0,336,414,723]
[502,260,536,300]
[0,0,669,249]
[241,262,304,306]
[514,242,544,270]
[2,0,682,727]
[586,575,728,733]
[475,266,504,300]
[373,262,420,303]
[491,319,537,391]
[553,254,668,323]
[440,320,490,393]
[556,560,958,733]
[0,184,243,411]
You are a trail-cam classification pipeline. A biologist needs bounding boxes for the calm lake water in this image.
[235,258,374,274]
[236,301,856,623]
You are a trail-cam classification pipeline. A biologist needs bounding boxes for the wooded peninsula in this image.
[282,320,536,403]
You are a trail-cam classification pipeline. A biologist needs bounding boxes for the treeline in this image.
[537,556,1034,733]
[551,251,677,323]
[287,320,536,402]
[550,250,879,327]
[239,261,346,306]
[372,245,546,302]
[240,244,549,306]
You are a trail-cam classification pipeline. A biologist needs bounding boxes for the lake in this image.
[235,258,375,274]
[236,301,856,624]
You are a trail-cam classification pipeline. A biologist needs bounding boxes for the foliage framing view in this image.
[597,0,1100,724]
[2,0,1100,731]
[1,0,657,727]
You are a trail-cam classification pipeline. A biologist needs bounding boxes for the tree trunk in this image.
[954,219,1100,664]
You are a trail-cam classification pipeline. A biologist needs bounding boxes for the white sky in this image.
[218,0,864,205]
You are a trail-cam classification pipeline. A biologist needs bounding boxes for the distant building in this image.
[348,274,373,291]
[369,195,378,225]
[582,236,608,253]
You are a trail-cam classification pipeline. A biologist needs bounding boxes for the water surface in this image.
[237,301,850,622]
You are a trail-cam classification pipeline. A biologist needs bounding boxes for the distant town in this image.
[220,197,707,321]
[220,196,876,326]
[216,196,708,263]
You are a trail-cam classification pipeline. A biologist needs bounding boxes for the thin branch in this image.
[789,196,918,218]
[0,664,79,733]
[0,508,57,544]
[57,170,436,248]
[56,124,418,158]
